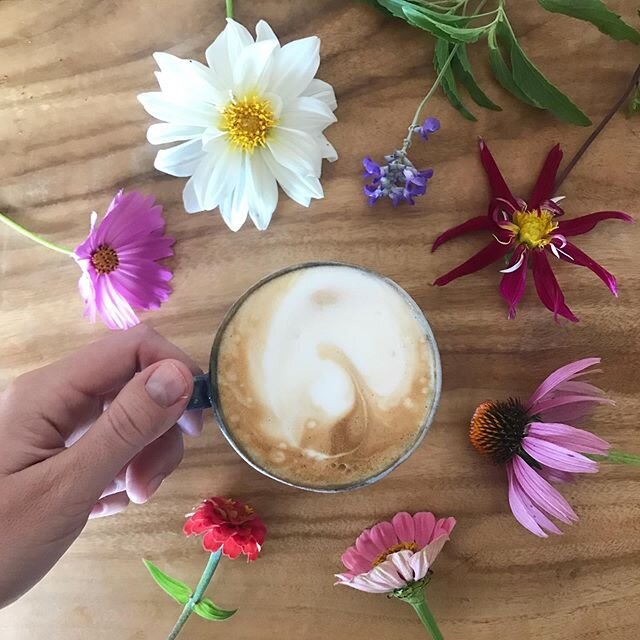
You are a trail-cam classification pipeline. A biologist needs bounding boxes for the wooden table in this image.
[1,1,639,638]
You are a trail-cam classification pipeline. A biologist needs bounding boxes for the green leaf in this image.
[193,598,237,621]
[487,27,540,107]
[498,20,591,125]
[452,44,502,111]
[143,560,191,606]
[433,40,477,121]
[538,0,640,44]
[403,6,490,43]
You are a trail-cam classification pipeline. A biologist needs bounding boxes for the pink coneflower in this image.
[73,190,174,330]
[470,358,615,537]
[432,140,633,321]
[336,512,455,639]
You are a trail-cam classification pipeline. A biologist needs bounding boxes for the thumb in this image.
[59,359,193,503]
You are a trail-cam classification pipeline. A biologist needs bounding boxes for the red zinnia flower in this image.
[432,139,633,321]
[183,497,266,561]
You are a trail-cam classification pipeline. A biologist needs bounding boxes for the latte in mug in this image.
[214,263,440,490]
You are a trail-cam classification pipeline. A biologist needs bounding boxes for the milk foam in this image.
[216,265,436,489]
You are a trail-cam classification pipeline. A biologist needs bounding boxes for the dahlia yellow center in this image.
[511,209,558,249]
[372,541,419,567]
[221,95,276,153]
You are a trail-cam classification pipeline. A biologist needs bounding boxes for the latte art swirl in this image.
[216,265,437,489]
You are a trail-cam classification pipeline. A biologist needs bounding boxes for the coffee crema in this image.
[215,264,436,489]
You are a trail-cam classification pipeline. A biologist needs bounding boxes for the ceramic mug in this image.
[186,261,442,492]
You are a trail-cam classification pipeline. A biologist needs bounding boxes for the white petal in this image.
[262,150,322,207]
[267,127,319,175]
[268,36,320,100]
[201,126,226,147]
[147,123,204,145]
[256,20,280,45]
[301,78,337,111]
[199,143,242,211]
[153,52,224,102]
[182,174,201,213]
[279,96,337,133]
[246,151,278,230]
[205,19,254,90]
[233,40,278,95]
[319,134,338,162]
[386,551,416,583]
[138,92,215,127]
[154,138,205,177]
[408,549,430,581]
[219,155,250,231]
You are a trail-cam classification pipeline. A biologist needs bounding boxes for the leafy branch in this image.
[362,0,640,125]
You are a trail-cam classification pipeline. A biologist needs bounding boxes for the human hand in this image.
[0,324,203,607]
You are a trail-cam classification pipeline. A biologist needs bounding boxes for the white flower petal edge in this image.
[138,18,338,231]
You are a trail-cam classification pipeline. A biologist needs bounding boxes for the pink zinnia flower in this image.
[73,190,174,330]
[335,511,455,593]
[432,140,633,321]
[470,358,615,537]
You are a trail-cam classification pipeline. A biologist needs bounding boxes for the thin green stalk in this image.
[225,0,233,19]
[0,212,73,256]
[409,596,444,640]
[166,550,223,640]
[589,450,640,466]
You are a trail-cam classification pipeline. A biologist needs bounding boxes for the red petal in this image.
[432,216,493,252]
[531,250,578,322]
[499,249,528,319]
[557,211,633,237]
[433,240,510,287]
[202,530,224,554]
[478,139,518,208]
[243,539,260,561]
[559,242,618,296]
[222,536,243,560]
[528,144,563,209]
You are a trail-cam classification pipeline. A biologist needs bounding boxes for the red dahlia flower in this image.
[432,139,633,321]
[184,497,266,561]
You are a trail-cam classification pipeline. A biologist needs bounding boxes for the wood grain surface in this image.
[1,1,639,639]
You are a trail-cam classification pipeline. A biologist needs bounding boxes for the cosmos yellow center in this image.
[372,542,419,567]
[91,244,119,275]
[511,209,558,249]
[221,96,276,153]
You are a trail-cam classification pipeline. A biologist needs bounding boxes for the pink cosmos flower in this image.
[73,190,174,330]
[470,358,614,537]
[432,140,633,321]
[335,511,455,593]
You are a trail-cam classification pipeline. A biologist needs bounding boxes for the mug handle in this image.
[186,373,212,411]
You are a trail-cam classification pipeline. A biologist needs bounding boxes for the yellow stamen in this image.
[511,209,558,249]
[372,542,419,567]
[221,95,276,153]
[91,244,119,275]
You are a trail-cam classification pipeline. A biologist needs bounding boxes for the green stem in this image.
[408,596,444,640]
[225,0,233,19]
[0,212,73,256]
[166,550,223,640]
[589,450,640,466]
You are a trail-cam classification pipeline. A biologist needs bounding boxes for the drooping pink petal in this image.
[334,571,397,593]
[432,216,493,252]
[531,250,578,322]
[512,456,578,524]
[412,512,436,547]
[554,380,605,397]
[354,530,381,563]
[527,422,610,455]
[533,393,613,416]
[391,512,415,542]
[522,436,598,473]
[506,463,550,537]
[387,550,416,583]
[407,532,451,580]
[94,274,140,330]
[558,242,619,296]
[368,520,398,552]
[528,144,563,209]
[539,466,575,484]
[557,211,633,237]
[539,401,606,425]
[432,517,456,540]
[340,546,372,574]
[433,240,510,287]
[478,138,518,209]
[499,247,528,319]
[527,357,601,409]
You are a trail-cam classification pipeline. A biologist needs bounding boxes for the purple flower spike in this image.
[416,117,441,141]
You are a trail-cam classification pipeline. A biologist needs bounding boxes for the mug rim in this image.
[207,261,442,493]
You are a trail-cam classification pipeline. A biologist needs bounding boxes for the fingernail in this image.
[145,362,187,407]
[146,474,165,498]
[178,410,204,437]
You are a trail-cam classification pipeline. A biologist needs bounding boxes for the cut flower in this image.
[138,18,337,231]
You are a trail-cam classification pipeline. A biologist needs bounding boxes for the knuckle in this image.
[103,399,151,450]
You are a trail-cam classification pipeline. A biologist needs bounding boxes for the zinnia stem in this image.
[0,212,73,256]
[225,0,233,19]
[589,450,640,466]
[166,549,223,640]
[555,63,640,191]
[408,595,445,640]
